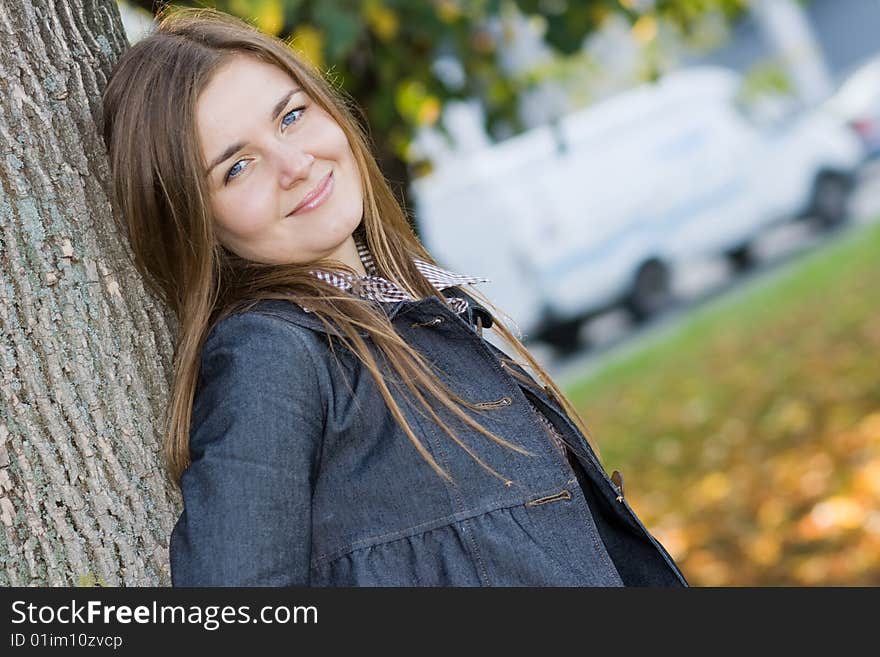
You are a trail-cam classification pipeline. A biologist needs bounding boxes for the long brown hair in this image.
[101,6,601,488]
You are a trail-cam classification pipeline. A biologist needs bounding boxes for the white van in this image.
[412,66,864,353]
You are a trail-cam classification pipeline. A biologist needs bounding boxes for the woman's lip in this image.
[289,171,334,216]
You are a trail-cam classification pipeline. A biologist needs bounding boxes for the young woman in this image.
[101,7,688,587]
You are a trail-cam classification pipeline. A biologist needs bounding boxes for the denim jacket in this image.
[169,288,688,587]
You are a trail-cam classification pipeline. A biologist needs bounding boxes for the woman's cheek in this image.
[223,189,276,237]
[318,119,351,155]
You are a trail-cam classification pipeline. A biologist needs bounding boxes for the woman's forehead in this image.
[202,54,299,102]
[195,54,303,158]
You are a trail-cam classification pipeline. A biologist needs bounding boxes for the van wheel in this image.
[811,172,852,230]
[725,242,756,273]
[626,259,671,324]
[541,317,584,356]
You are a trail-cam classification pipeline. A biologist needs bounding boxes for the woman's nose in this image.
[277,147,315,189]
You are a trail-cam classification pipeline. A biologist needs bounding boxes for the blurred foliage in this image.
[738,59,795,102]
[569,219,880,585]
[132,0,747,182]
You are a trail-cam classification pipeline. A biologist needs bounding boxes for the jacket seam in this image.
[253,305,369,338]
[312,481,573,566]
[248,309,329,587]
[401,381,492,586]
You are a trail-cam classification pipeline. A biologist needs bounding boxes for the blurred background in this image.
[119,0,880,586]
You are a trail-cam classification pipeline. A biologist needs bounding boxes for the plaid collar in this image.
[303,233,488,315]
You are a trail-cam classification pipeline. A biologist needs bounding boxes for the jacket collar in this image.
[249,234,490,338]
[303,233,488,312]
[248,286,481,338]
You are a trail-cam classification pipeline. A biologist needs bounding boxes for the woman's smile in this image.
[288,170,334,216]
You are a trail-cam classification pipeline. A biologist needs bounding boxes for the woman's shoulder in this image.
[212,298,366,342]
[193,302,332,420]
[204,299,338,349]
[199,300,331,382]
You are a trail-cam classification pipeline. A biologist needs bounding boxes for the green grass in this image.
[567,220,880,412]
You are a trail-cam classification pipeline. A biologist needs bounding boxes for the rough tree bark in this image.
[0,0,178,586]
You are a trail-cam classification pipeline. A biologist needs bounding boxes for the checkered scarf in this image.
[302,233,489,315]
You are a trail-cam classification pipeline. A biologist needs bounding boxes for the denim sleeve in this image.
[169,311,324,586]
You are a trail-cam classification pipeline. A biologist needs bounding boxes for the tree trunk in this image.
[0,0,177,586]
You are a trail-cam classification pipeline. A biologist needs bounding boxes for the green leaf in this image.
[312,1,364,62]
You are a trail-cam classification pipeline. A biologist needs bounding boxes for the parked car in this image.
[825,53,880,160]
[412,66,864,354]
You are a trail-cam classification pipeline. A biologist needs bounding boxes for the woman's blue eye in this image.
[225,159,247,183]
[281,107,305,129]
[222,107,305,184]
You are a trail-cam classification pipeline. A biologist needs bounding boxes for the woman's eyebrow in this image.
[270,87,300,122]
[206,87,302,176]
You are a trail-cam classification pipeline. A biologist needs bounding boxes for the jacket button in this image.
[611,470,625,502]
[471,305,494,331]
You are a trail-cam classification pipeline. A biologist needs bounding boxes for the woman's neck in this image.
[329,234,368,277]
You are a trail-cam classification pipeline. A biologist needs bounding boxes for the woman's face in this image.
[196,54,364,266]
